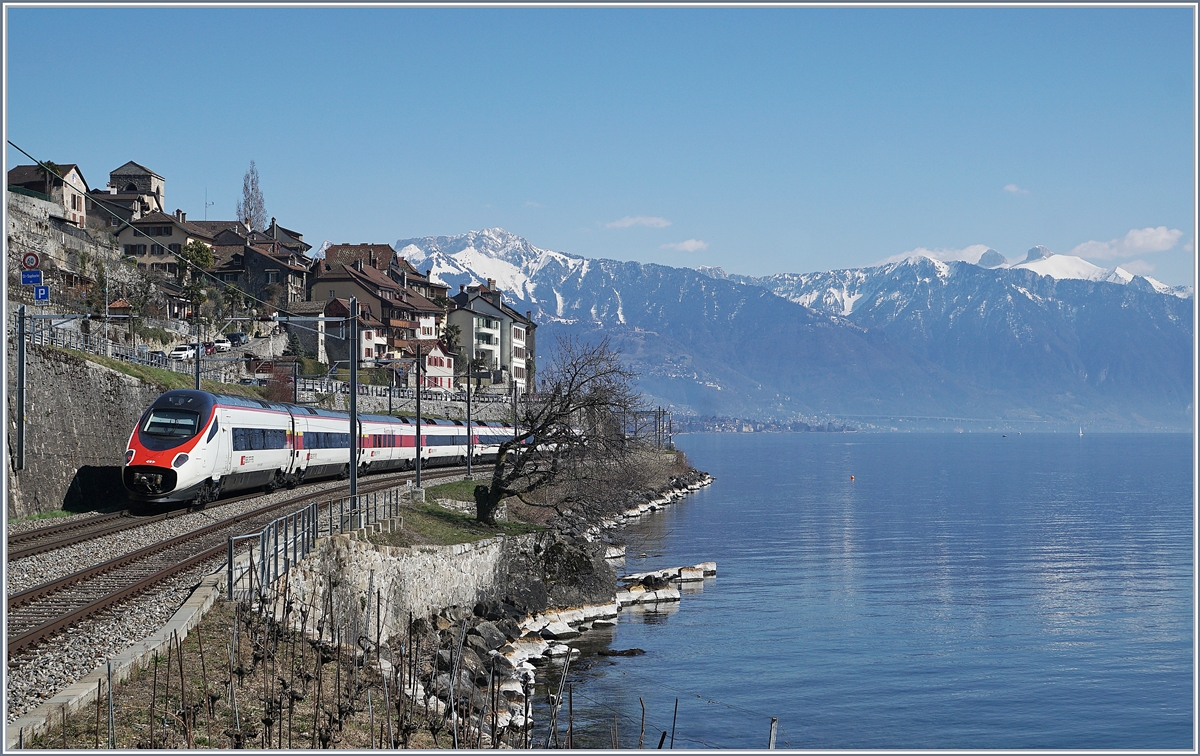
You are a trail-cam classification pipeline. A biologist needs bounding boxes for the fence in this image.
[10,308,525,401]
[226,484,415,604]
[10,309,243,382]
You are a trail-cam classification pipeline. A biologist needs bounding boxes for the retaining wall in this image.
[5,343,165,519]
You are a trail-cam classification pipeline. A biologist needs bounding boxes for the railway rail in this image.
[7,464,466,562]
[6,467,467,656]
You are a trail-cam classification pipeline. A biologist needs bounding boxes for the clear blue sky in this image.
[5,6,1196,284]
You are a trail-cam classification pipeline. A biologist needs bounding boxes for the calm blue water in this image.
[533,433,1194,749]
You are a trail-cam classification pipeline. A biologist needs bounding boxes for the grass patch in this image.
[57,348,265,398]
[424,478,481,502]
[369,503,542,548]
[10,508,76,523]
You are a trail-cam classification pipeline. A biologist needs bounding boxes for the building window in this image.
[514,326,524,342]
[151,244,165,255]
[110,217,121,226]
[169,243,182,255]
[329,289,336,299]
[266,270,280,283]
[125,244,147,256]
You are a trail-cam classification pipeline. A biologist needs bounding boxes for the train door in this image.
[212,409,232,482]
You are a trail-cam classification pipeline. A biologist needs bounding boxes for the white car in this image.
[168,344,196,360]
[213,338,232,352]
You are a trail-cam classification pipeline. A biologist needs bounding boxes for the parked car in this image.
[238,377,258,385]
[202,341,216,355]
[149,350,167,362]
[168,344,195,360]
[213,337,232,352]
[227,332,248,347]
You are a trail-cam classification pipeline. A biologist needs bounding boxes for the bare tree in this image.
[236,160,267,232]
[472,335,641,525]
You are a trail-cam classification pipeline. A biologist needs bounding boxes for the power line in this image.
[7,140,335,321]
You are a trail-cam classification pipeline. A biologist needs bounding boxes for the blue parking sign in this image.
[34,285,49,301]
[21,270,42,285]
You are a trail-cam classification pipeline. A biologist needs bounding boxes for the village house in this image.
[448,279,536,395]
[84,161,165,231]
[7,162,90,227]
[114,209,215,276]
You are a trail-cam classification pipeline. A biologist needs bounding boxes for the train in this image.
[122,389,518,505]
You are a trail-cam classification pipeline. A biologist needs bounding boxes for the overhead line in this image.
[6,139,341,322]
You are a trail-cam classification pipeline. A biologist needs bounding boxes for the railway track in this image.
[6,467,468,656]
[7,464,468,562]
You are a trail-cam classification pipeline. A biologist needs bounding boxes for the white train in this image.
[122,389,516,505]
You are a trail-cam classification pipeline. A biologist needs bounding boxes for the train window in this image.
[206,417,219,442]
[143,409,199,438]
[250,429,264,450]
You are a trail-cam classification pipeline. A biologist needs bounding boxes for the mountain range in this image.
[390,229,1193,430]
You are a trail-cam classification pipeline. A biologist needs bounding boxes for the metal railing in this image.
[226,485,413,604]
[10,310,524,401]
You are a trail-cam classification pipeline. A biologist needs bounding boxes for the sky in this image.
[5,6,1196,285]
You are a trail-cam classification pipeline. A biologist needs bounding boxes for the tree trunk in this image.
[473,485,503,526]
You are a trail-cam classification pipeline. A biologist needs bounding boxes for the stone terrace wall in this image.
[5,342,164,518]
[286,533,533,645]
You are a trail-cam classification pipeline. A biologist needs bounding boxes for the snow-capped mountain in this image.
[1006,245,1189,296]
[395,228,585,310]
[390,229,1192,428]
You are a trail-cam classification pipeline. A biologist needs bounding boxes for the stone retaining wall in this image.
[5,343,165,518]
[284,532,533,646]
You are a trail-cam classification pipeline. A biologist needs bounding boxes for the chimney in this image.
[426,269,432,279]
[369,250,376,267]
[174,208,181,220]
[355,259,364,272]
[180,211,186,222]
[271,217,277,238]
[526,310,532,320]
[460,284,466,293]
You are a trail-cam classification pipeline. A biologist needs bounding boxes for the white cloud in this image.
[1069,226,1183,260]
[524,201,544,208]
[875,243,995,266]
[606,215,672,229]
[1120,259,1156,276]
[1003,183,1029,194]
[661,239,708,252]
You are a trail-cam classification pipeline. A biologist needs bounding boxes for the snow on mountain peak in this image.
[394,228,586,303]
[1024,245,1054,262]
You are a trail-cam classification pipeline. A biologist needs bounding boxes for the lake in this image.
[532,432,1194,749]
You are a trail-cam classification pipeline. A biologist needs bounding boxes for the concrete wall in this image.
[5,341,165,519]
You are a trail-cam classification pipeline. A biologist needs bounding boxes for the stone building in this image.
[7,163,90,228]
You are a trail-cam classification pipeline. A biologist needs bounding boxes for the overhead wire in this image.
[6,139,342,322]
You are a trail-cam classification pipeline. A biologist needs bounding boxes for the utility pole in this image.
[389,365,394,415]
[16,306,26,470]
[415,343,422,489]
[104,272,110,357]
[349,298,359,500]
[292,358,298,404]
[465,349,473,478]
[193,307,201,391]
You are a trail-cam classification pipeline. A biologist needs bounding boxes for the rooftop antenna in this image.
[204,187,215,220]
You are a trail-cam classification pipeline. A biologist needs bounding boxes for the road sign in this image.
[33,286,49,302]
[21,270,42,285]
[21,252,40,270]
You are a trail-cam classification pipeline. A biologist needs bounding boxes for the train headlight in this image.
[125,450,135,465]
[172,453,189,468]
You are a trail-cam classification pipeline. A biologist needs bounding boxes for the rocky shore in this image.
[389,469,717,743]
